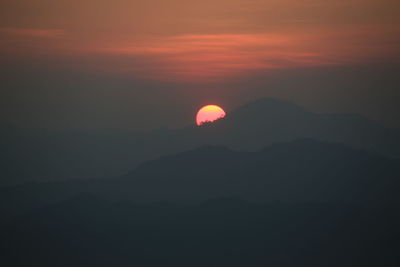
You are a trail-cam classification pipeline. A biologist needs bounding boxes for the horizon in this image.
[1,96,398,133]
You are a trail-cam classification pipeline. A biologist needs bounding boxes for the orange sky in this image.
[1,0,399,83]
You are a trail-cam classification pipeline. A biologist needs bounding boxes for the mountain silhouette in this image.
[2,187,400,267]
[2,139,399,222]
[115,139,400,203]
[2,139,400,266]
[188,98,400,155]
[1,98,399,185]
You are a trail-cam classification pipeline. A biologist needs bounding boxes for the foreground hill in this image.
[2,196,400,267]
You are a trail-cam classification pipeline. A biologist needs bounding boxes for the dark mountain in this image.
[188,98,400,155]
[2,139,399,224]
[114,139,400,203]
[1,98,399,186]
[2,139,400,266]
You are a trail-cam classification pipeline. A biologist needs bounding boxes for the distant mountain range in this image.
[193,98,400,155]
[1,98,399,185]
[112,139,400,203]
[2,139,399,223]
[2,137,400,266]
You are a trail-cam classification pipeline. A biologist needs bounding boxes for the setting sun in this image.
[196,105,226,126]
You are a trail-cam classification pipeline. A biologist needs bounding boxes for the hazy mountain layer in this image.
[2,139,399,224]
[1,98,399,186]
[2,139,400,266]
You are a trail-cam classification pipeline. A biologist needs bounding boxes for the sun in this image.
[196,105,226,126]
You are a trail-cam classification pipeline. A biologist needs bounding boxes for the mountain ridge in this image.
[1,97,399,185]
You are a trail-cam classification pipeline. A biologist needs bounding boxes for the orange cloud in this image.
[86,34,320,81]
[87,29,398,82]
[0,25,399,83]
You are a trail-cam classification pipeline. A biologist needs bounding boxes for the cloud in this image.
[85,26,400,82]
[93,34,304,80]
[0,27,66,38]
[0,1,398,83]
[1,25,399,83]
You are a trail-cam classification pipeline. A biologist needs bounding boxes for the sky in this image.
[0,0,399,130]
